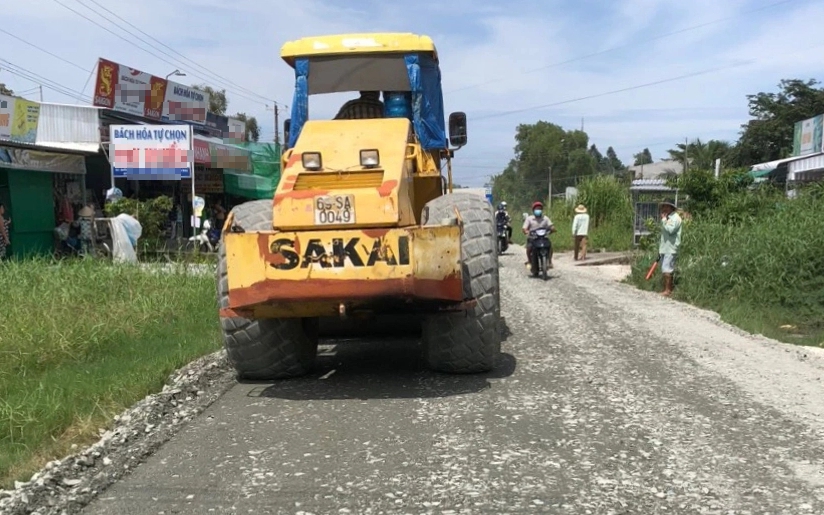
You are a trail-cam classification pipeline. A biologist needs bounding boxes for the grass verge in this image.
[628,184,824,348]
[0,259,221,487]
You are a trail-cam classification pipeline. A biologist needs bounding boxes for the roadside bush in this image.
[105,196,173,250]
[544,175,633,252]
[631,179,824,345]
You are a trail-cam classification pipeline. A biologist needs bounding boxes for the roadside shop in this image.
[0,96,101,258]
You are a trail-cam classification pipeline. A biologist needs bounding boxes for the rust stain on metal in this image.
[219,307,253,318]
[377,180,397,197]
[361,228,389,238]
[284,153,302,169]
[275,189,327,203]
[228,274,464,309]
[257,233,300,265]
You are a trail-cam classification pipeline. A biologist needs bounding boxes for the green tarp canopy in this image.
[748,168,774,179]
[224,171,277,199]
[223,142,281,199]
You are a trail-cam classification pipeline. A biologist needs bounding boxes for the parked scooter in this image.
[529,228,552,280]
[186,219,220,252]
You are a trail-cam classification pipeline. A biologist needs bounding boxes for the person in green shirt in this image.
[659,200,682,297]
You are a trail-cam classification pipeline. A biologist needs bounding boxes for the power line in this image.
[0,27,92,73]
[0,59,91,103]
[78,0,283,107]
[51,0,282,109]
[472,61,754,121]
[446,0,799,94]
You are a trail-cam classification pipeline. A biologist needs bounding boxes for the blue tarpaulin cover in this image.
[288,58,309,148]
[287,53,447,150]
[404,53,447,150]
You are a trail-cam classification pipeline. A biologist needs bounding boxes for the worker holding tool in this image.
[658,199,682,297]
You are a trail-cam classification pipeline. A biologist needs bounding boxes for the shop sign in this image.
[93,57,209,125]
[209,142,252,172]
[0,145,86,174]
[205,113,246,142]
[227,117,245,143]
[109,124,192,179]
[162,83,209,125]
[193,138,211,164]
[793,114,824,156]
[0,94,41,144]
[195,168,224,193]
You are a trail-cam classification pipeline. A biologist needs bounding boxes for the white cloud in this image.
[2,0,822,186]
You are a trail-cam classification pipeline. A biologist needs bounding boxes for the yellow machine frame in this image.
[221,33,465,319]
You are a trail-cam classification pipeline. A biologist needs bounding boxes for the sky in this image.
[3,0,823,187]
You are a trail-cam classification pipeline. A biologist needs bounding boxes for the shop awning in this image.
[35,103,103,154]
[788,152,824,175]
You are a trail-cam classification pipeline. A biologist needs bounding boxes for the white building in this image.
[627,159,684,180]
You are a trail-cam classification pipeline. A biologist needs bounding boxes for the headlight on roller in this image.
[302,152,322,170]
[360,149,380,168]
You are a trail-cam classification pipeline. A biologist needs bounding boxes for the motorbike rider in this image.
[522,201,556,273]
[494,201,512,243]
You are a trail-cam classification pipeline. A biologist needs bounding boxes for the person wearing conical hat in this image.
[572,204,589,261]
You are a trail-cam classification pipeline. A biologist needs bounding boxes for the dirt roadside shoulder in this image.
[0,351,235,515]
[546,248,824,434]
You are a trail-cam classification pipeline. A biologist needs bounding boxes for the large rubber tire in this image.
[217,199,318,380]
[421,193,501,373]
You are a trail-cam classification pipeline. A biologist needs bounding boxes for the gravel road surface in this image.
[82,249,824,514]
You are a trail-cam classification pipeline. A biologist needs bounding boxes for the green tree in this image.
[491,121,630,209]
[194,84,228,116]
[568,148,597,177]
[233,112,260,142]
[606,146,625,171]
[0,84,12,96]
[667,138,733,171]
[491,121,584,207]
[588,144,603,162]
[633,148,653,165]
[735,79,824,165]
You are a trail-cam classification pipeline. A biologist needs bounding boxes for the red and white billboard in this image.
[93,58,210,124]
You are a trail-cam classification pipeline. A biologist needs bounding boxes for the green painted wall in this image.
[0,168,55,258]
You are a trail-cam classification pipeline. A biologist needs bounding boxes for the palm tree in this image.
[668,138,732,171]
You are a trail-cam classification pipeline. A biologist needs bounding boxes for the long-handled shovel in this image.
[645,254,662,281]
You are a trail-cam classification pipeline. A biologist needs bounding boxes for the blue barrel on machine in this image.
[384,92,412,119]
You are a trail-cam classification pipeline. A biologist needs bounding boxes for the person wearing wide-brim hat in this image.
[658,199,682,297]
[572,204,590,261]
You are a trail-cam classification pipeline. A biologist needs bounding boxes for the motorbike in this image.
[529,228,552,281]
[186,219,221,253]
[496,222,509,254]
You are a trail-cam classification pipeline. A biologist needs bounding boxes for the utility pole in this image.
[266,104,281,147]
[547,165,552,210]
[39,85,43,102]
[684,137,689,174]
[274,104,280,147]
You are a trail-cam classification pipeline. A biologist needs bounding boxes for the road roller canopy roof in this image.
[282,33,447,151]
[280,33,438,66]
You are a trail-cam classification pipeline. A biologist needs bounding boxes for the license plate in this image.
[314,194,355,225]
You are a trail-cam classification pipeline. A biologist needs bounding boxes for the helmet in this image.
[501,201,507,208]
[497,202,505,210]
[532,201,543,210]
